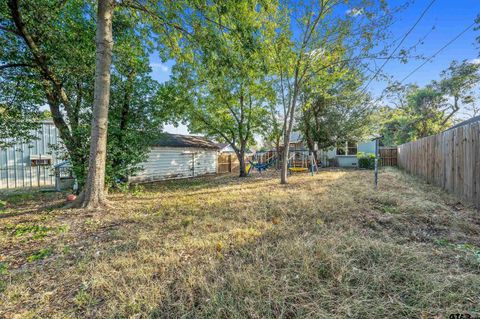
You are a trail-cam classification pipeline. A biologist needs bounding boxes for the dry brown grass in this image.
[1,168,479,318]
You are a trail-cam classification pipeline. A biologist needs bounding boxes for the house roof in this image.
[152,133,219,149]
[216,143,230,150]
[290,131,302,143]
[447,115,480,131]
[215,142,254,154]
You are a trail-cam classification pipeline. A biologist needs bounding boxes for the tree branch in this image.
[0,63,35,71]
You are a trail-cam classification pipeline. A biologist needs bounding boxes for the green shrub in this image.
[357,152,376,169]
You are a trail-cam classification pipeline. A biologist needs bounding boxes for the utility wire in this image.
[361,0,436,93]
[399,22,476,83]
[366,21,476,110]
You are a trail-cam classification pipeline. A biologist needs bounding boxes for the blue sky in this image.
[368,0,480,94]
[150,1,480,134]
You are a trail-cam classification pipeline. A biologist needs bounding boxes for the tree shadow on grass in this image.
[2,169,480,318]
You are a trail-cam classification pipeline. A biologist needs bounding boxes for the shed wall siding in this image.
[129,147,217,183]
[0,123,61,189]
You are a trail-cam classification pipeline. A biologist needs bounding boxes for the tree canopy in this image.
[380,60,480,145]
[167,1,277,176]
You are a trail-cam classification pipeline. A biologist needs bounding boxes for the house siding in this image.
[337,156,358,167]
[129,147,217,183]
[318,140,377,168]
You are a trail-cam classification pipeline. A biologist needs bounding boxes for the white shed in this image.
[129,133,219,183]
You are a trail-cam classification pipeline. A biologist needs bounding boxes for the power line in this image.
[399,22,476,83]
[361,0,436,93]
[366,21,476,110]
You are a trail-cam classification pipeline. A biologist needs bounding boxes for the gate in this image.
[379,147,397,166]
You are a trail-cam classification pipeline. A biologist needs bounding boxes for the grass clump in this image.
[26,248,53,262]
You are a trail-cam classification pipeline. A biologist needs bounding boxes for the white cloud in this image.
[469,58,480,65]
[151,62,169,72]
[346,8,364,17]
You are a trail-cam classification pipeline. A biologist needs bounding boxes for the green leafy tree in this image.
[268,0,393,184]
[380,60,480,145]
[0,0,174,206]
[297,75,374,161]
[435,60,480,124]
[171,1,276,177]
[0,104,42,148]
[380,86,448,145]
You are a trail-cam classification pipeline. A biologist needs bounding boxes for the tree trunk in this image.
[236,141,247,177]
[78,0,114,209]
[275,142,281,170]
[280,142,289,184]
[280,90,298,184]
[238,152,247,177]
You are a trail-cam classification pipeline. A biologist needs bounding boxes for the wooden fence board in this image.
[397,123,480,208]
[473,123,480,208]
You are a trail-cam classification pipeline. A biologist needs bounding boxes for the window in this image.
[347,141,357,155]
[336,141,357,156]
[336,144,346,155]
[30,155,52,167]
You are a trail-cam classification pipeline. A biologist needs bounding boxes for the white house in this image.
[283,131,379,168]
[129,133,220,183]
[318,139,378,167]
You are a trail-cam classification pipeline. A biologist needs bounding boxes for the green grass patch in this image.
[0,192,36,204]
[27,248,53,262]
[0,262,8,275]
[5,223,69,239]
[435,239,480,263]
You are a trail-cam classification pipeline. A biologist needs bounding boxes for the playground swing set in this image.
[246,149,319,175]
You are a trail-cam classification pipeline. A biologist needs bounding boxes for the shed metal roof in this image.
[152,133,219,149]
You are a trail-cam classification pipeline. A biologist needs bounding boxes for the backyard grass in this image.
[0,168,479,318]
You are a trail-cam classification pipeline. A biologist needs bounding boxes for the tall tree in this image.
[171,0,276,177]
[269,0,392,184]
[79,0,114,208]
[1,0,181,208]
[435,60,480,124]
[2,0,95,181]
[297,75,374,162]
[380,86,448,145]
[379,60,480,145]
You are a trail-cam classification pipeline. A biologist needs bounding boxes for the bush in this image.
[357,152,376,169]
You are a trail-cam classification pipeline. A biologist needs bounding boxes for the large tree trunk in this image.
[275,141,281,170]
[78,0,114,209]
[238,152,247,177]
[280,89,298,184]
[236,141,247,177]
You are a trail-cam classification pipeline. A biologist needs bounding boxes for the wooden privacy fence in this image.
[379,147,397,166]
[397,122,480,208]
[217,154,240,174]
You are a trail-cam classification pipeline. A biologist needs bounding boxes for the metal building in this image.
[0,121,62,189]
[1,128,220,189]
